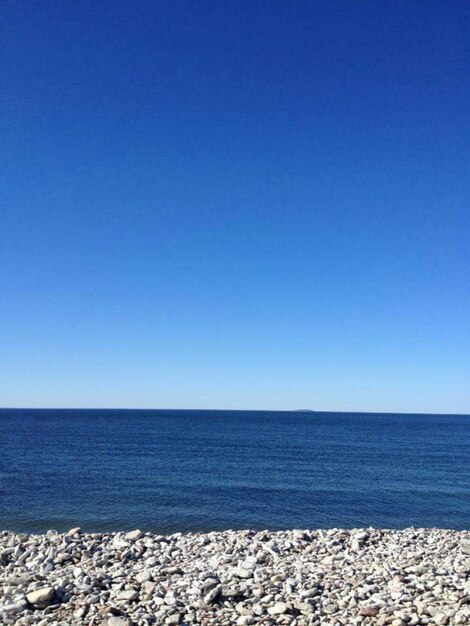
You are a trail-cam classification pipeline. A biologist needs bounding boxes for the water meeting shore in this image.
[1,527,470,625]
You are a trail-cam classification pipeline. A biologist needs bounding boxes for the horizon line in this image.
[1,406,469,417]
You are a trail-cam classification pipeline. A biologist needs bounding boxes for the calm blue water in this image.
[0,409,469,533]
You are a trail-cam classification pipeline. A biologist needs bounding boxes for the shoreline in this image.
[1,527,470,625]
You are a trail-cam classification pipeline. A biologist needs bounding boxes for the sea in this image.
[1,409,469,534]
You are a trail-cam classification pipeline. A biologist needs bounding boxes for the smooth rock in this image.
[107,618,132,626]
[3,603,26,614]
[135,570,152,583]
[116,589,139,602]
[232,567,252,579]
[26,586,55,607]
[125,529,143,541]
[267,602,289,615]
[203,584,222,603]
[359,606,380,617]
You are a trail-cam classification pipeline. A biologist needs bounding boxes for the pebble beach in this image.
[1,528,470,626]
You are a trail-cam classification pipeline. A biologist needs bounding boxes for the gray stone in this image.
[116,589,139,602]
[107,618,132,626]
[135,570,152,583]
[3,603,27,614]
[461,539,470,555]
[26,586,55,607]
[359,606,380,617]
[232,567,252,579]
[203,584,222,603]
[267,602,289,615]
[125,529,143,541]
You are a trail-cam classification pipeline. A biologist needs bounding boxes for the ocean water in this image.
[0,409,469,533]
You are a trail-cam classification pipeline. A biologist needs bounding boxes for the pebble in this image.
[125,529,143,541]
[25,587,55,608]
[359,606,380,616]
[116,590,139,602]
[107,618,132,626]
[0,528,469,626]
[267,601,289,615]
[203,585,222,603]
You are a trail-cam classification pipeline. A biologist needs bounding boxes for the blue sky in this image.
[1,1,469,412]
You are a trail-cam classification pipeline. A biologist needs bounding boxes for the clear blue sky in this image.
[1,1,469,412]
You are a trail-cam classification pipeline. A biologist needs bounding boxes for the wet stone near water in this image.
[1,528,470,625]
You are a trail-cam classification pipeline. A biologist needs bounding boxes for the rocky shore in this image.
[1,528,470,626]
